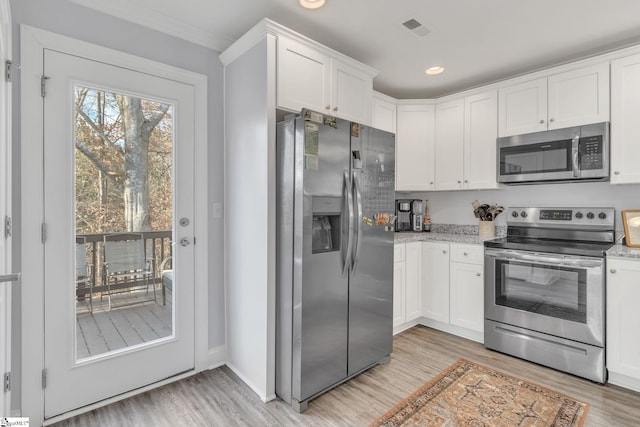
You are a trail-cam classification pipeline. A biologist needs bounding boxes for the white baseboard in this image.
[608,371,640,393]
[207,344,226,370]
[225,362,275,403]
[393,317,483,344]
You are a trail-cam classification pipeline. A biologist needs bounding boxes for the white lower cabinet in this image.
[393,240,484,342]
[393,242,422,330]
[421,241,450,323]
[607,257,640,392]
[422,242,484,342]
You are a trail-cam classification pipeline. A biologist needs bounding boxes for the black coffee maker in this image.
[395,200,413,231]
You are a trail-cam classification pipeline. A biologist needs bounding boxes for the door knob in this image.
[179,217,190,227]
[180,237,191,247]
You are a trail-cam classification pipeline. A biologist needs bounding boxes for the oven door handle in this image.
[485,249,602,268]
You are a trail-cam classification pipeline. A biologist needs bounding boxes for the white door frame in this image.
[0,0,11,418]
[20,25,208,424]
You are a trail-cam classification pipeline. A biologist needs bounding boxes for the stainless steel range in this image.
[484,206,615,383]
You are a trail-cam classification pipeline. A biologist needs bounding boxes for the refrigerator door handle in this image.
[351,171,363,274]
[342,170,354,276]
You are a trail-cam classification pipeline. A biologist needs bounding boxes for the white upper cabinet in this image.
[433,90,499,191]
[498,78,547,136]
[372,92,397,134]
[435,98,465,190]
[611,53,640,184]
[277,36,330,115]
[498,63,609,137]
[464,91,499,189]
[396,103,435,191]
[277,35,374,124]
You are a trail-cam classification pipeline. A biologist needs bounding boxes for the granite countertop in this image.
[607,244,640,259]
[394,232,490,245]
[394,223,506,246]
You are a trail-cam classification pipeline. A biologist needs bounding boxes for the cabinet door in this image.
[393,261,405,328]
[449,262,484,333]
[611,54,640,184]
[422,242,449,323]
[434,98,465,190]
[607,258,640,379]
[547,63,609,130]
[498,78,547,137]
[405,242,422,322]
[396,104,435,191]
[464,91,499,189]
[276,36,330,114]
[331,59,373,124]
[373,93,397,134]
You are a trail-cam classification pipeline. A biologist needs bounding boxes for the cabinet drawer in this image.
[450,244,483,264]
[394,243,405,262]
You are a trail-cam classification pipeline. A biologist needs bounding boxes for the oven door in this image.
[484,248,604,347]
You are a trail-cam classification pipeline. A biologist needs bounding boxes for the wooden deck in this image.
[76,289,173,359]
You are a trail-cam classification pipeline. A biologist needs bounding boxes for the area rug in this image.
[371,358,589,427]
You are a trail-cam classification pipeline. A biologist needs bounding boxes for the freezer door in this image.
[347,125,395,376]
[294,112,352,402]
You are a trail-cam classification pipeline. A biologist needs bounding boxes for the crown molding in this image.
[67,0,232,52]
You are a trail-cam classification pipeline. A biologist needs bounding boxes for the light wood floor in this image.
[53,325,640,426]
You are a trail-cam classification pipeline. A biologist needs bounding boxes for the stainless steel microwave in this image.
[497,122,609,184]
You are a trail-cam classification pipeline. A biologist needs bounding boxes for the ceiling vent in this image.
[402,18,430,38]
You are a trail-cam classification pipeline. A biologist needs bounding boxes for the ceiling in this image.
[69,0,640,99]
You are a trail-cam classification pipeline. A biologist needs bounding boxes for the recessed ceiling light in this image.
[425,66,445,76]
[300,0,326,9]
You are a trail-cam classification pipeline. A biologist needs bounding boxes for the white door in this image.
[0,0,11,417]
[42,49,195,418]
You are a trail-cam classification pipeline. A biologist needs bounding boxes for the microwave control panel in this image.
[579,136,603,170]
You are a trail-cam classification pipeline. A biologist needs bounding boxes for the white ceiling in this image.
[69,0,640,98]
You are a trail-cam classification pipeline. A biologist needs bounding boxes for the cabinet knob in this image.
[325,105,331,110]
[457,180,461,184]
[430,181,434,185]
[476,273,481,277]
[442,250,447,254]
[614,171,620,175]
[333,107,338,112]
[539,119,545,124]
[463,252,468,256]
[464,180,468,183]
[549,118,555,123]
[610,269,616,274]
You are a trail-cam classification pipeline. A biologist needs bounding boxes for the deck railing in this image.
[76,230,172,300]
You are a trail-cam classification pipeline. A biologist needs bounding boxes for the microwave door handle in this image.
[572,135,580,177]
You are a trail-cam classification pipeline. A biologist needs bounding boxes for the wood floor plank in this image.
[52,326,640,426]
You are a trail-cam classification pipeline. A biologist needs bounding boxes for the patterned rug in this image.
[371,358,589,427]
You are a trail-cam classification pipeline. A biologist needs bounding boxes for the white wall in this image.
[224,35,276,401]
[401,181,640,236]
[10,0,225,411]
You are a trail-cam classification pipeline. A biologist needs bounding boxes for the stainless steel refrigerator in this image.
[276,110,395,412]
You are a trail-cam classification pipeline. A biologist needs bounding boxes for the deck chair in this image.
[158,256,173,306]
[103,233,155,311]
[76,236,93,312]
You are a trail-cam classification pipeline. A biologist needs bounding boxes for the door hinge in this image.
[3,372,9,392]
[4,216,11,238]
[41,75,50,97]
[5,60,12,82]
[41,223,47,243]
[41,369,47,389]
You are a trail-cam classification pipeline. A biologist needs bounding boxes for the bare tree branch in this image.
[75,139,123,190]
[144,104,170,134]
[76,107,116,147]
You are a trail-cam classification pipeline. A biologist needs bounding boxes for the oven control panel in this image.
[507,207,615,228]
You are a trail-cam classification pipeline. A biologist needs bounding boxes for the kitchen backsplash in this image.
[400,181,640,235]
[431,223,506,237]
